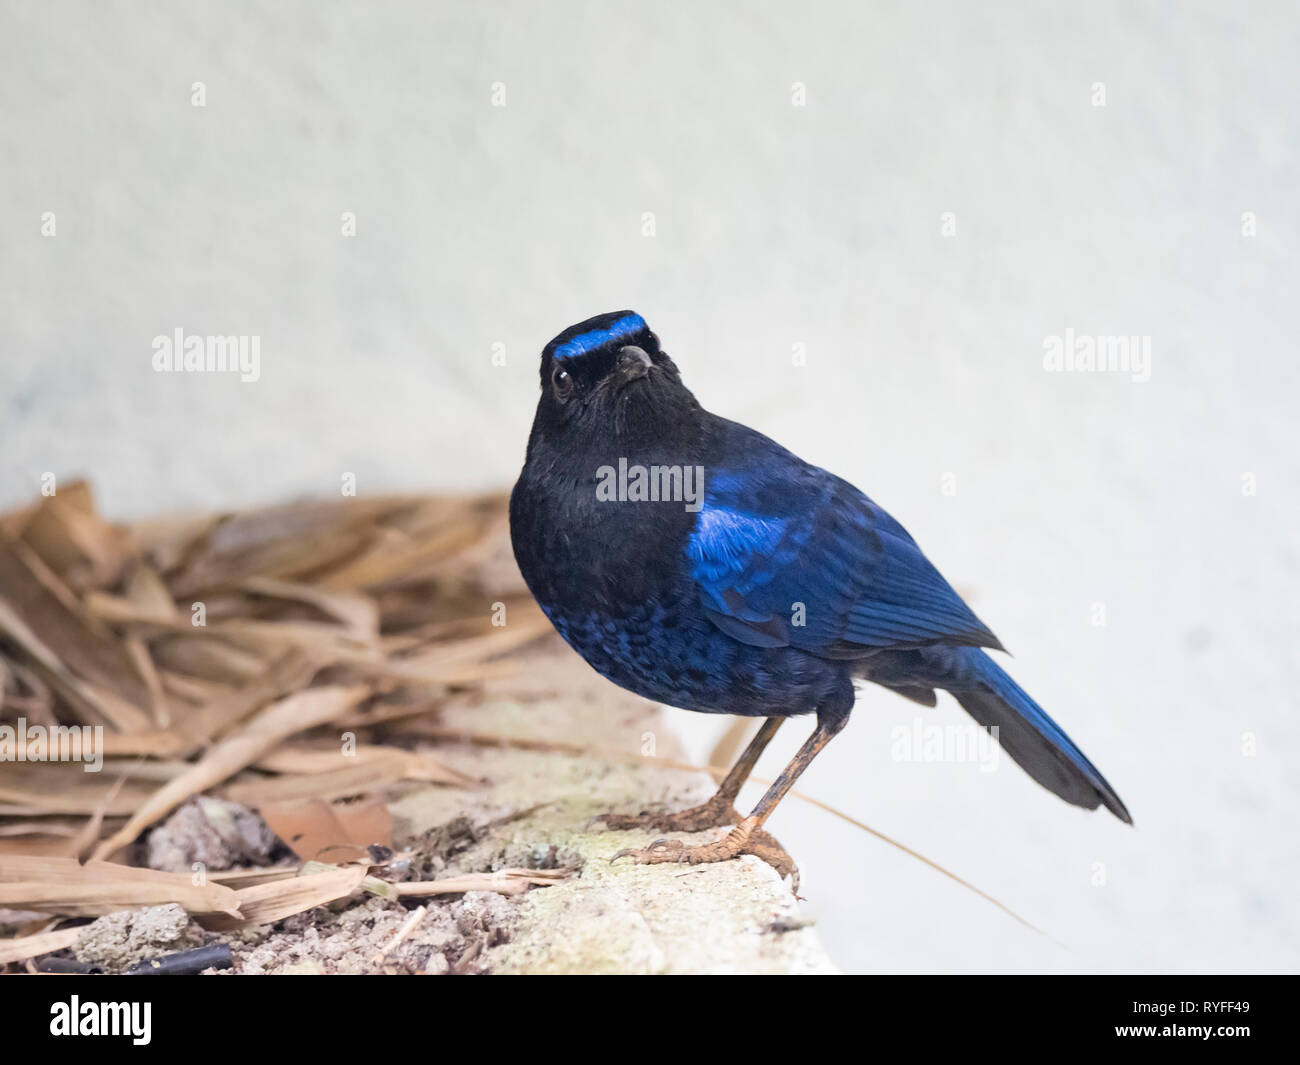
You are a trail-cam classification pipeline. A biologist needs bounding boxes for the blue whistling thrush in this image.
[510,311,1131,879]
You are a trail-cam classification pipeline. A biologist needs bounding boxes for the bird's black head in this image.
[528,311,700,449]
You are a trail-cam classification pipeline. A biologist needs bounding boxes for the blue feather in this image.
[686,508,789,581]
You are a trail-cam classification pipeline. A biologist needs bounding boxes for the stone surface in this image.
[74,903,199,970]
[146,797,278,872]
[390,649,837,975]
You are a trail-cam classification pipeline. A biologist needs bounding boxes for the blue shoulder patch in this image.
[686,507,788,582]
[683,461,1002,655]
[553,313,647,361]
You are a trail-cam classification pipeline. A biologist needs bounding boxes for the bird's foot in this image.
[589,791,741,833]
[743,828,799,887]
[610,816,799,888]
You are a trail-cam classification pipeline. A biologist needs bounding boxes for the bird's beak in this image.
[615,345,652,387]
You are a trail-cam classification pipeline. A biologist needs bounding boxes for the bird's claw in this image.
[610,838,683,864]
[608,821,758,868]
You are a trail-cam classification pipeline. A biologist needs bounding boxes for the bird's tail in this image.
[871,646,1132,823]
[947,648,1132,823]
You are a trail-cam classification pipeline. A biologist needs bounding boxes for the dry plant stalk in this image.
[197,863,373,931]
[0,855,241,917]
[0,925,82,965]
[386,868,571,897]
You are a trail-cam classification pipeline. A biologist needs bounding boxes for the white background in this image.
[1,1,1296,972]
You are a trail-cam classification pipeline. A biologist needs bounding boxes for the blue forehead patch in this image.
[553,313,647,361]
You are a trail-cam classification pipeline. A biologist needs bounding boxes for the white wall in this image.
[2,0,1296,972]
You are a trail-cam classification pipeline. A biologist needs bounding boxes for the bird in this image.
[509,310,1132,879]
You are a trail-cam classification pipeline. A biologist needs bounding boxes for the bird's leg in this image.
[592,717,784,832]
[611,713,846,881]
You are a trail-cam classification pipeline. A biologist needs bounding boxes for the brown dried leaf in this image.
[240,577,378,640]
[151,636,268,683]
[221,754,411,805]
[206,866,298,888]
[0,856,241,917]
[258,797,393,861]
[0,545,153,731]
[123,634,170,728]
[19,487,129,590]
[388,867,569,898]
[0,657,55,726]
[255,743,475,786]
[0,763,160,816]
[0,924,81,964]
[123,561,179,620]
[198,862,370,931]
[165,499,402,598]
[178,647,321,746]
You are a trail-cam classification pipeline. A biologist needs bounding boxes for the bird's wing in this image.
[686,442,1001,656]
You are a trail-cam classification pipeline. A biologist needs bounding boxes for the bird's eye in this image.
[552,366,573,397]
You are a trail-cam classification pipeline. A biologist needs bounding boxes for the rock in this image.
[73,904,199,971]
[146,797,277,872]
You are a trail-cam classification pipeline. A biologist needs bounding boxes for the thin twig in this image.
[371,905,427,966]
